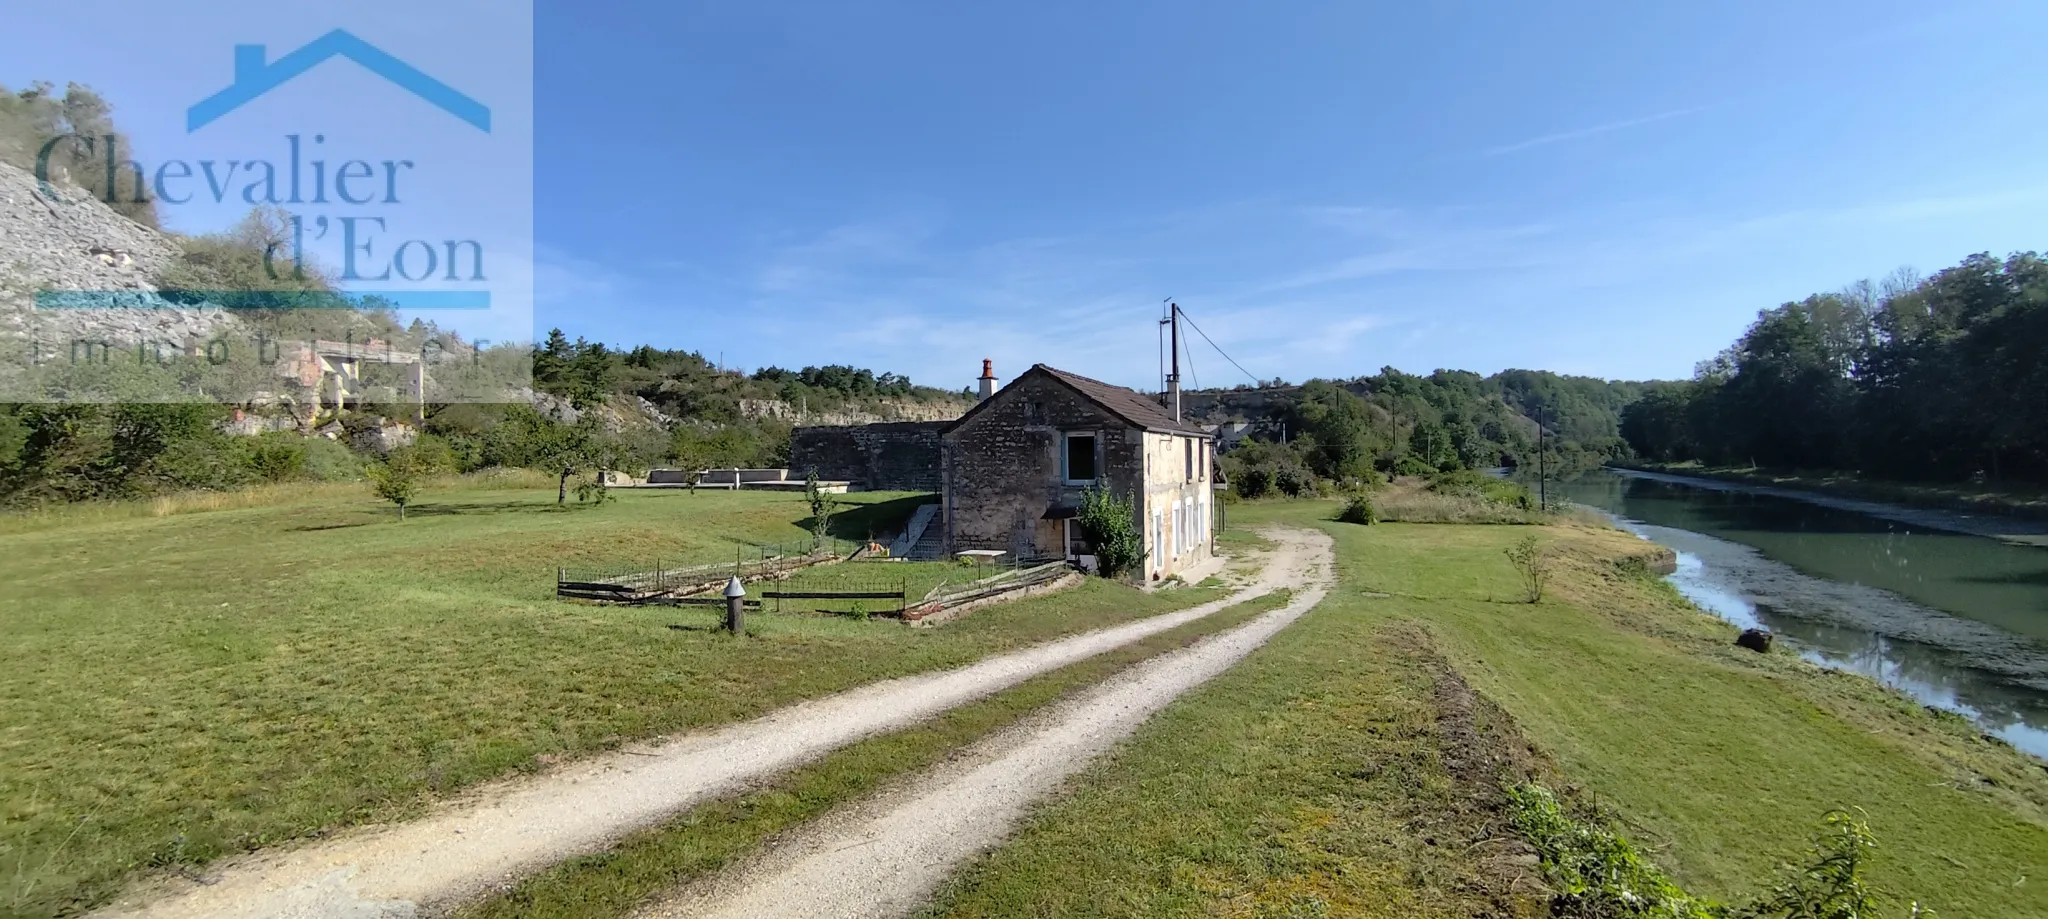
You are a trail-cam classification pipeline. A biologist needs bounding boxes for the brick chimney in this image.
[977,359,997,401]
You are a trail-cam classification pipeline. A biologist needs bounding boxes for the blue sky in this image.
[10,2,2047,391]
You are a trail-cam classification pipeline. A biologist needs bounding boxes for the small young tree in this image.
[1504,534,1553,603]
[805,467,837,547]
[367,448,423,520]
[1337,493,1377,525]
[1077,486,1144,578]
[1742,810,1935,919]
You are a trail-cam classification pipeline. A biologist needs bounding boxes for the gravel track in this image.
[637,527,1334,919]
[94,536,1319,919]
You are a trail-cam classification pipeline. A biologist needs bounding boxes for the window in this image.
[1152,508,1165,575]
[1062,432,1097,484]
[1184,437,1194,483]
[1172,503,1184,557]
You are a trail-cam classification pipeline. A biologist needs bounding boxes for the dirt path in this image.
[636,527,1334,919]
[94,533,1323,919]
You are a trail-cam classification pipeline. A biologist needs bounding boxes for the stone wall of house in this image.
[789,421,948,491]
[1136,430,1216,579]
[940,374,1146,562]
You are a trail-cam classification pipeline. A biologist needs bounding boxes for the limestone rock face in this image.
[0,161,242,354]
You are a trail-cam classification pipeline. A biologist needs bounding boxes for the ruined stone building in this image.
[939,362,1216,581]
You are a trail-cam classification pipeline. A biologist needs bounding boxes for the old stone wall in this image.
[789,421,947,492]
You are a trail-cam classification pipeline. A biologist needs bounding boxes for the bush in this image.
[300,437,364,481]
[407,433,460,475]
[1337,493,1377,525]
[1506,784,1720,918]
[1504,535,1553,603]
[240,434,307,483]
[1077,485,1144,578]
[367,446,426,520]
[1235,465,1274,499]
[1508,786,1940,919]
[1392,455,1436,478]
[1744,810,1936,919]
[1428,468,1535,508]
[1273,465,1316,497]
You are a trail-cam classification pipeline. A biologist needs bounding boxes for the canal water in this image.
[1553,469,2048,758]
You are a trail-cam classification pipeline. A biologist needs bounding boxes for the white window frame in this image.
[1151,507,1165,575]
[1061,431,1099,486]
[1172,503,1184,557]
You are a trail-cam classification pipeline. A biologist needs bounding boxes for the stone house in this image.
[940,363,1216,581]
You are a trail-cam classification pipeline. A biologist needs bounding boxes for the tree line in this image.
[1218,367,1642,498]
[1619,251,2048,484]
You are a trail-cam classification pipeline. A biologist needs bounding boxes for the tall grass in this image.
[0,467,562,533]
[1374,489,1544,524]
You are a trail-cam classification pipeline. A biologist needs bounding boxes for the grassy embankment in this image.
[924,501,2048,918]
[0,483,1224,918]
[1619,459,2048,522]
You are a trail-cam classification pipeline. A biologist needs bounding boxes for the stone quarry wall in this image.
[0,161,242,355]
[789,421,947,492]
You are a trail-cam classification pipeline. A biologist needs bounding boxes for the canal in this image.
[1553,468,2048,758]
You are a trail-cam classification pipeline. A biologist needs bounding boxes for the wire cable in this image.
[1177,307,1260,387]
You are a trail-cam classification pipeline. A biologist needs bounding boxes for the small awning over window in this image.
[1041,506,1079,520]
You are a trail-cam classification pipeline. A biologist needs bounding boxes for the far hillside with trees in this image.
[1620,251,2048,485]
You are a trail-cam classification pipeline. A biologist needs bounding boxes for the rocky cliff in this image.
[0,160,241,355]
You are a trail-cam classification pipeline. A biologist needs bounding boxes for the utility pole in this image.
[1160,302,1182,422]
[1537,425,1547,511]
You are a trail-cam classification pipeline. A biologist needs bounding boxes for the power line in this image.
[1180,307,1200,391]
[1176,307,1260,387]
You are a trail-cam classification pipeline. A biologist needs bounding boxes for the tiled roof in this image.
[1032,364,1209,435]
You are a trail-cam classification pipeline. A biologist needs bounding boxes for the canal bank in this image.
[1557,468,2048,758]
[1613,465,2048,547]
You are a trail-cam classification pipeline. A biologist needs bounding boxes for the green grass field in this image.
[925,503,2048,917]
[455,588,1291,919]
[0,483,1222,918]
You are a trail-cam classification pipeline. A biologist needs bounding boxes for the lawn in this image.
[0,482,1223,918]
[924,502,2048,917]
[454,589,1292,919]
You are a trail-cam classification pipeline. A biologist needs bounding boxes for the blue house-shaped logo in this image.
[188,29,491,133]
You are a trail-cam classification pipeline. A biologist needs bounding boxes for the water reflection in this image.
[1558,471,2048,759]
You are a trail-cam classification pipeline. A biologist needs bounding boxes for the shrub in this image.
[1428,468,1535,508]
[1273,465,1316,497]
[805,468,837,544]
[1235,465,1274,499]
[1077,485,1143,578]
[407,433,461,475]
[1504,535,1553,602]
[241,434,307,483]
[1337,493,1377,525]
[300,437,364,481]
[367,447,425,520]
[1392,455,1437,478]
[1506,783,1720,918]
[1743,810,1936,919]
[1508,786,1939,919]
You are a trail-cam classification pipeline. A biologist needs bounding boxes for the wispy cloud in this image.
[1478,106,1704,157]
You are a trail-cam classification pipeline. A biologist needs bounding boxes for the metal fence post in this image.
[724,576,746,635]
